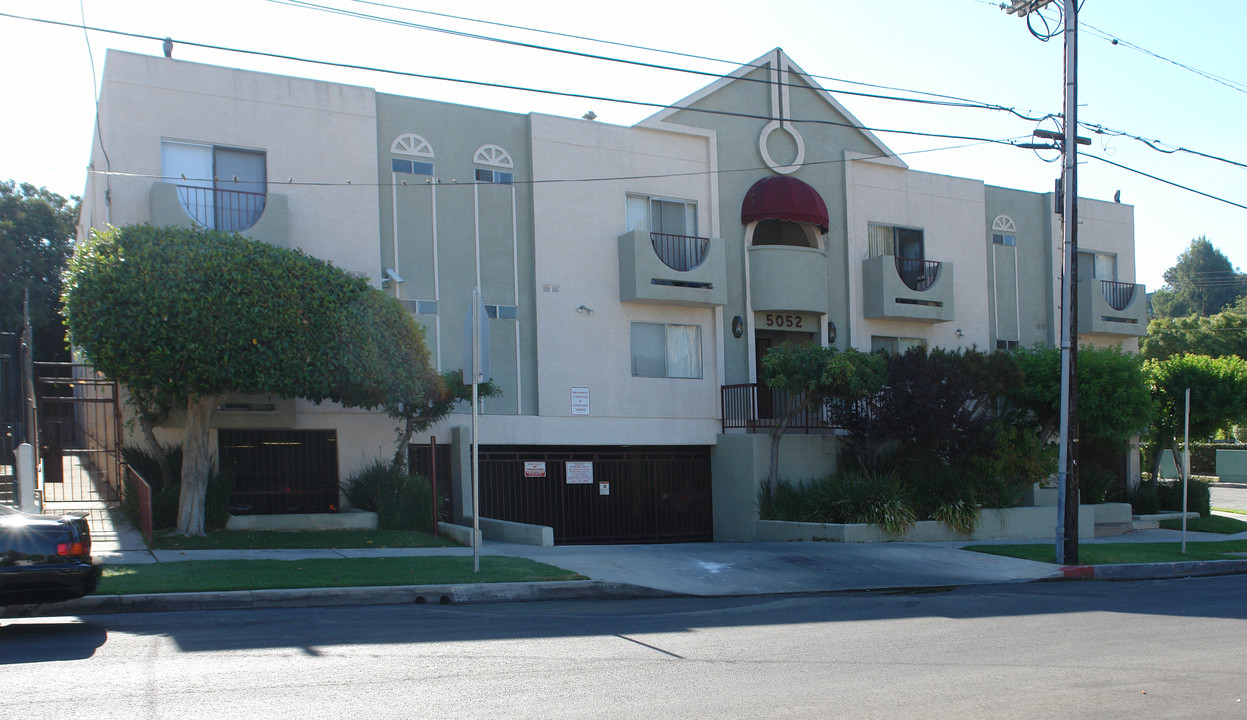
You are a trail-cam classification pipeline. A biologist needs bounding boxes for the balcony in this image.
[150,181,289,247]
[861,254,954,323]
[747,245,828,313]
[1078,278,1147,337]
[618,228,726,307]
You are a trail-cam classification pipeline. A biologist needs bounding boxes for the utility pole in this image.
[1005,0,1081,564]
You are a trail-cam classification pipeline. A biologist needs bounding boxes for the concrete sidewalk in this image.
[17,504,1246,617]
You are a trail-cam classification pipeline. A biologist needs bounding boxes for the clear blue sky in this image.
[2,0,1243,290]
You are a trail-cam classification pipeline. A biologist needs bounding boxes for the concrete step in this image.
[1094,521,1134,537]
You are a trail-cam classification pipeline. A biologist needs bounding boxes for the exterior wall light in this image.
[731,316,744,339]
[827,321,837,344]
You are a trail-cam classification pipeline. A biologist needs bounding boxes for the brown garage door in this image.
[478,445,712,544]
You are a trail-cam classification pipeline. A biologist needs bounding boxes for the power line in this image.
[0,10,1034,150]
[269,0,1051,120]
[1087,154,1247,211]
[321,0,1057,122]
[1082,22,1247,96]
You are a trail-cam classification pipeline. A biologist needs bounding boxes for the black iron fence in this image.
[175,184,266,232]
[894,256,941,292]
[721,383,840,434]
[219,429,338,514]
[1101,280,1137,311]
[478,445,713,544]
[0,333,21,505]
[650,233,710,272]
[34,362,122,504]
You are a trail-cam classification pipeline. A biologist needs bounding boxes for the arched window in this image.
[390,134,434,176]
[473,144,513,168]
[992,215,1017,247]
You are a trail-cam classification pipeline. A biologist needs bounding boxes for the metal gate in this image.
[0,333,23,505]
[34,362,123,529]
[478,445,713,545]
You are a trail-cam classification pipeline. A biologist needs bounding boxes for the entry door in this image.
[755,337,774,420]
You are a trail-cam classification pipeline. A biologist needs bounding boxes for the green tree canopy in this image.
[1142,308,1247,361]
[0,180,78,360]
[1004,344,1153,450]
[760,343,885,497]
[1149,237,1245,319]
[63,224,433,534]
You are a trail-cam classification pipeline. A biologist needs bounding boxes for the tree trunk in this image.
[392,416,415,472]
[138,414,172,486]
[176,393,225,536]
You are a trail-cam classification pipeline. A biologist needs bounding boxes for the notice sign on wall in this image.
[566,461,593,484]
[570,387,590,415]
[599,482,610,496]
[524,461,546,478]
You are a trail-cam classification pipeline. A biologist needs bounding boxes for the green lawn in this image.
[1214,507,1247,516]
[151,529,461,551]
[100,556,586,595]
[1159,515,1247,534]
[966,540,1247,565]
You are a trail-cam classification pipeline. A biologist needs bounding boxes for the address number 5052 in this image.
[764,314,803,329]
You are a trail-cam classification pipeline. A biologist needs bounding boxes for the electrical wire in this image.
[322,0,1056,122]
[0,10,1034,150]
[1087,155,1247,212]
[1082,22,1247,96]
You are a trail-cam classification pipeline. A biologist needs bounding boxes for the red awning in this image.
[740,175,829,233]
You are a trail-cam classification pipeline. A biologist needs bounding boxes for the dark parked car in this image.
[0,504,103,606]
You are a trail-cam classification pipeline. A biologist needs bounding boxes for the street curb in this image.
[3,580,682,617]
[1057,558,1247,581]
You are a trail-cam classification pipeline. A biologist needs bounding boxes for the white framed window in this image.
[870,335,925,355]
[992,233,1016,246]
[391,133,434,158]
[392,158,434,176]
[473,144,513,168]
[474,168,513,185]
[631,322,702,378]
[868,223,924,259]
[1077,250,1117,281]
[161,140,266,232]
[626,194,698,237]
[485,304,518,320]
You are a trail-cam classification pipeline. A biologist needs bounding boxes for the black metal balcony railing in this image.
[1101,280,1137,312]
[721,383,873,434]
[176,184,267,232]
[651,233,710,272]
[894,256,940,292]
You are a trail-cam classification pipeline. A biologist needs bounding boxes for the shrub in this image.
[121,444,234,532]
[1079,463,1122,505]
[344,459,435,531]
[1128,483,1162,515]
[757,470,917,537]
[1156,478,1212,517]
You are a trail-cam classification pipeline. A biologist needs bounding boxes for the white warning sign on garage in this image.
[566,461,593,484]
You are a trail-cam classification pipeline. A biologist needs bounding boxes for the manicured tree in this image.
[63,224,432,535]
[1144,353,1247,482]
[387,368,500,472]
[760,343,885,499]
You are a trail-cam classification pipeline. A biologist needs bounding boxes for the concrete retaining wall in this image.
[1216,449,1247,482]
[754,503,1132,543]
[448,518,554,547]
[226,509,378,531]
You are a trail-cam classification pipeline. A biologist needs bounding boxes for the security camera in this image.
[384,268,403,284]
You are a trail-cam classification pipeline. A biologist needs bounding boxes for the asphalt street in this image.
[2,576,1244,719]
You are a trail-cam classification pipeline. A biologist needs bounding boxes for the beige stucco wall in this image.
[528,113,723,444]
[83,51,381,280]
[845,155,991,350]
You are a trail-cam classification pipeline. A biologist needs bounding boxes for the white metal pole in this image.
[471,287,481,573]
[1182,387,1190,554]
